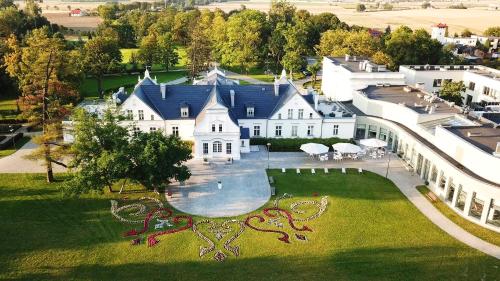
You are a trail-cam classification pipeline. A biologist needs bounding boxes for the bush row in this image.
[0,133,23,150]
[250,137,354,152]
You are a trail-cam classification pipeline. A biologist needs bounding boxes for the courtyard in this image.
[1,147,499,280]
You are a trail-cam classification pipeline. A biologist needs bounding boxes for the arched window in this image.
[213,141,222,153]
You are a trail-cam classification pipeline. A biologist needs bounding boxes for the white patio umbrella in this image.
[332,143,362,154]
[300,143,329,155]
[360,138,388,148]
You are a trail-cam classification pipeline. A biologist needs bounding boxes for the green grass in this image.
[80,71,188,98]
[416,185,500,246]
[0,171,498,280]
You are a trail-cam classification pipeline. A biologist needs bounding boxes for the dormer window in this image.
[180,103,189,118]
[247,107,254,117]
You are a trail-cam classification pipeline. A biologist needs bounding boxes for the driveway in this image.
[0,139,67,173]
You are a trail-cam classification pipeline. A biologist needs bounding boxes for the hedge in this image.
[0,133,24,149]
[250,137,354,152]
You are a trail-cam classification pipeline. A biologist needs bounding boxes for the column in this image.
[451,185,460,207]
[480,198,493,224]
[463,191,474,216]
[442,176,451,200]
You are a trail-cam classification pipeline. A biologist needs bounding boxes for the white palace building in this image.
[66,60,500,232]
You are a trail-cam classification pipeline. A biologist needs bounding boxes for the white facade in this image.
[321,56,405,101]
[400,65,500,104]
[431,24,478,47]
[353,85,500,232]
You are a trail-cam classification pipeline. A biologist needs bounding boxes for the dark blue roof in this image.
[141,85,212,119]
[132,84,296,120]
[240,127,250,139]
[303,94,315,105]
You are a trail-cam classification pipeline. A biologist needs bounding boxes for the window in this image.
[433,79,443,87]
[288,109,293,119]
[151,114,155,120]
[181,107,189,117]
[438,173,446,189]
[298,109,304,119]
[379,128,387,141]
[307,125,314,136]
[247,107,254,117]
[253,126,260,137]
[212,124,216,132]
[203,143,208,154]
[213,141,222,153]
[241,140,245,147]
[278,113,282,120]
[172,126,179,137]
[333,125,339,136]
[469,193,484,220]
[226,143,232,154]
[486,200,500,228]
[309,113,313,119]
[291,125,298,137]
[138,110,144,120]
[149,127,157,132]
[368,125,377,138]
[126,110,133,120]
[446,183,455,202]
[468,82,475,91]
[430,166,438,182]
[132,126,140,136]
[219,124,223,132]
[455,187,467,211]
[483,86,493,96]
[275,125,282,137]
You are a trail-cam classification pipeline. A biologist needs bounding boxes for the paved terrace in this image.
[364,85,461,114]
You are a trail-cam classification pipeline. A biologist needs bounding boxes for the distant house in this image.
[69,9,86,17]
[367,28,383,38]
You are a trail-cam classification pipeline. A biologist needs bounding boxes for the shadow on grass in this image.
[14,246,500,281]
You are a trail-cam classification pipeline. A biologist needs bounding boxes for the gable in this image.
[270,93,320,119]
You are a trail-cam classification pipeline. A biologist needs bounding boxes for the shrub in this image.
[356,3,366,12]
[250,137,354,152]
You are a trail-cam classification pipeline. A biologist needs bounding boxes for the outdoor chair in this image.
[342,168,346,174]
[324,168,329,173]
[311,169,315,174]
[296,168,301,174]
[358,168,363,174]
[282,168,286,173]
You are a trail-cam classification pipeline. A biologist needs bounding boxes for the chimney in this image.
[160,83,166,100]
[230,89,235,107]
[313,93,319,111]
[274,78,280,96]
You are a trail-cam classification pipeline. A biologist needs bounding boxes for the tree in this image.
[63,109,132,195]
[439,81,465,106]
[461,29,472,37]
[81,36,122,99]
[356,3,366,12]
[422,2,431,9]
[4,27,80,182]
[137,33,158,67]
[282,21,308,74]
[97,3,118,20]
[221,9,267,73]
[307,61,321,87]
[384,26,443,67]
[0,0,14,9]
[186,19,211,78]
[156,32,179,72]
[371,51,394,69]
[317,29,380,58]
[484,26,500,37]
[129,132,192,193]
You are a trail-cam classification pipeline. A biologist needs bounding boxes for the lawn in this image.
[120,46,188,71]
[0,171,498,280]
[0,136,30,158]
[416,185,500,246]
[79,71,188,98]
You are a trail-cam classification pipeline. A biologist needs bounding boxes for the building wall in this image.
[321,57,405,101]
